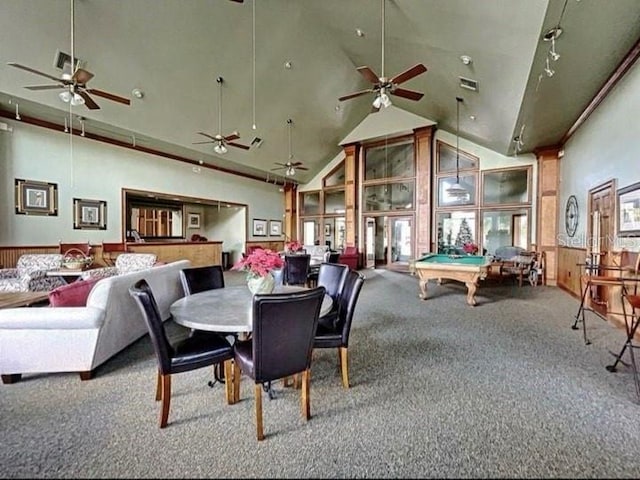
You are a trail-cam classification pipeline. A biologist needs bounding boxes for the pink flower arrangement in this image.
[232,248,284,278]
[285,240,303,253]
[463,242,479,255]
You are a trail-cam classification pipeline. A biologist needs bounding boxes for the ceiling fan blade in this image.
[271,167,286,171]
[227,142,250,150]
[389,63,427,86]
[7,62,63,83]
[357,66,380,84]
[192,141,215,145]
[339,89,374,102]
[25,84,64,90]
[78,91,100,110]
[224,132,240,142]
[391,87,424,101]
[86,88,131,105]
[274,162,289,167]
[289,162,304,167]
[197,132,219,141]
[72,68,94,85]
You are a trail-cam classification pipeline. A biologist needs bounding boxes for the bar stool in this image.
[572,261,626,345]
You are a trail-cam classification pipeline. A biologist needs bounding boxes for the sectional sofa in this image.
[0,260,190,383]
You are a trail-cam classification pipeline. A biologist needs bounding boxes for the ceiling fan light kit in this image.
[7,0,130,111]
[270,118,309,177]
[338,0,427,112]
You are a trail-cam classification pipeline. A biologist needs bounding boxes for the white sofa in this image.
[0,259,190,383]
[304,244,330,264]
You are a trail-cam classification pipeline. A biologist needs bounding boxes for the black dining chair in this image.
[232,287,325,441]
[283,254,311,286]
[313,270,365,389]
[129,279,235,428]
[180,264,225,296]
[316,262,349,329]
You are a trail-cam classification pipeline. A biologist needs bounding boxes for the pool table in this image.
[413,254,492,306]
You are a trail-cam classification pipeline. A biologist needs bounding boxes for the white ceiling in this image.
[1,0,639,184]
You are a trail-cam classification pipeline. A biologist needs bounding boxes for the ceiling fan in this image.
[7,0,129,111]
[338,0,427,112]
[193,76,250,154]
[271,119,309,176]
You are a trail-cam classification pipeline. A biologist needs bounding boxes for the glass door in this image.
[388,216,412,269]
[364,217,376,269]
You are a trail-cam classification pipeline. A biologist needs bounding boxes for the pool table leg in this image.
[418,278,428,299]
[465,282,478,306]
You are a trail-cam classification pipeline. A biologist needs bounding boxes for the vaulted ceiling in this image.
[1,0,639,184]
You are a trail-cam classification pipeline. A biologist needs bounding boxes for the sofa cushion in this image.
[49,277,101,307]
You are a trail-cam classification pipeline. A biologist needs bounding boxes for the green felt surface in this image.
[416,254,491,266]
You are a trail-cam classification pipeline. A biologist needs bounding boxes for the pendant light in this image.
[446,96,469,200]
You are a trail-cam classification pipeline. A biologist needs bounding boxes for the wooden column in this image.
[284,184,297,241]
[414,126,434,257]
[534,146,562,286]
[343,143,359,248]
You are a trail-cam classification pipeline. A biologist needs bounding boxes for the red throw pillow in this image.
[48,277,101,307]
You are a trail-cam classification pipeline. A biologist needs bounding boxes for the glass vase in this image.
[247,272,275,295]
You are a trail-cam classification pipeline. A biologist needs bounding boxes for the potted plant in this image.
[232,248,284,294]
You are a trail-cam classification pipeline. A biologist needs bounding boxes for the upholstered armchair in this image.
[339,246,359,270]
[80,253,158,280]
[0,254,66,292]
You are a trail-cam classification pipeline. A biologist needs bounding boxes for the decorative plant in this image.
[285,240,303,253]
[232,248,283,279]
[462,242,479,255]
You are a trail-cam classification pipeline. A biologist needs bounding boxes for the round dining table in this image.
[169,285,333,333]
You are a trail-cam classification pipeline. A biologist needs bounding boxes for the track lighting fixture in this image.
[544,57,555,77]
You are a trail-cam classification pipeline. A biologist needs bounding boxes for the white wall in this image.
[559,61,640,251]
[0,119,283,246]
[205,206,247,266]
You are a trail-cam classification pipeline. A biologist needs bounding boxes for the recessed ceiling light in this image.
[284,61,292,69]
[460,55,472,65]
[469,115,476,121]
[355,28,365,37]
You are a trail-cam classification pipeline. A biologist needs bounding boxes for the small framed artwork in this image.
[73,198,107,230]
[187,213,201,229]
[15,178,58,216]
[269,219,282,236]
[325,224,331,236]
[253,218,268,237]
[617,181,640,237]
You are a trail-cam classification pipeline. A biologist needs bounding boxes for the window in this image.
[323,163,345,188]
[363,182,414,212]
[482,168,530,205]
[364,139,414,180]
[437,174,477,207]
[437,141,478,173]
[301,191,321,216]
[482,209,529,254]
[436,211,477,254]
[324,189,345,214]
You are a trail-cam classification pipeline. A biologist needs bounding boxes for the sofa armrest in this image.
[0,306,105,330]
[0,269,18,279]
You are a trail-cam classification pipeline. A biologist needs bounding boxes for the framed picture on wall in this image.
[269,220,282,236]
[15,178,58,216]
[187,213,201,229]
[73,198,107,230]
[325,224,331,236]
[617,181,640,237]
[253,218,268,237]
